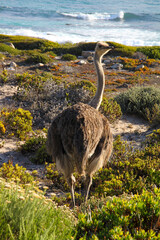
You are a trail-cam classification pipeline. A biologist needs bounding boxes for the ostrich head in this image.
[95,41,114,59]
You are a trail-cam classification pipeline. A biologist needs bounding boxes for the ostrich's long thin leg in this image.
[67,175,75,207]
[85,174,93,202]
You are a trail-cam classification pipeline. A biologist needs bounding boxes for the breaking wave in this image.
[59,11,124,21]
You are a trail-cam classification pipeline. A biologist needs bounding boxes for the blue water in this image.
[0,0,160,46]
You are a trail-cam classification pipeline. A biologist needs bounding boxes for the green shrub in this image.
[0,34,45,49]
[26,52,51,64]
[21,135,46,153]
[101,97,122,123]
[21,136,51,164]
[0,161,34,184]
[14,40,45,50]
[45,163,68,190]
[0,70,8,83]
[15,72,48,91]
[62,53,77,61]
[0,43,20,55]
[137,46,160,59]
[0,177,75,240]
[110,42,137,57]
[115,86,160,124]
[75,189,160,239]
[92,132,160,198]
[145,129,160,146]
[0,108,33,140]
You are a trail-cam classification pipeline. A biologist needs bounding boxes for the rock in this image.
[77,60,87,65]
[54,56,62,60]
[10,62,17,68]
[6,67,16,71]
[104,58,113,64]
[82,51,94,58]
[135,64,145,70]
[4,42,15,49]
[36,63,45,67]
[87,56,94,62]
[111,63,123,70]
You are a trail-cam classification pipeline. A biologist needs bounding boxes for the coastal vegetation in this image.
[0,34,160,239]
[0,34,160,59]
[115,86,160,124]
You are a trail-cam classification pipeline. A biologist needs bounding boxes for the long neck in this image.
[89,53,105,110]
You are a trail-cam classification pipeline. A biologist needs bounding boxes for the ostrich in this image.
[47,42,114,207]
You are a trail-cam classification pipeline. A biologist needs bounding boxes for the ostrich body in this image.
[47,42,113,206]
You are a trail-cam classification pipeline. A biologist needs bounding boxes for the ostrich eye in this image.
[99,44,103,48]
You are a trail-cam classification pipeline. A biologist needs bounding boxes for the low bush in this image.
[20,135,51,164]
[0,108,33,140]
[115,86,160,124]
[92,130,160,197]
[0,161,34,185]
[26,52,51,64]
[101,97,122,123]
[137,46,160,59]
[15,72,52,92]
[0,43,20,55]
[62,53,77,61]
[0,70,8,83]
[0,177,75,240]
[110,42,137,57]
[0,34,47,50]
[75,189,160,239]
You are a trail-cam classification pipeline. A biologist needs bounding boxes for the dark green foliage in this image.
[137,46,160,59]
[62,53,77,61]
[110,42,137,57]
[101,97,122,123]
[41,42,96,56]
[115,86,160,124]
[26,52,51,64]
[0,34,160,60]
[67,42,96,56]
[14,40,45,50]
[75,189,160,239]
[21,135,51,164]
[0,43,20,55]
[0,178,75,240]
[15,72,50,91]
[21,135,47,154]
[92,131,160,197]
[0,34,49,50]
[0,161,34,184]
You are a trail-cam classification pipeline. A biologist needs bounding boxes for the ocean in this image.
[0,0,160,46]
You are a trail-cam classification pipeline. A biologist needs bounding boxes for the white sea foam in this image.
[59,11,124,21]
[1,23,160,46]
[0,0,160,47]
